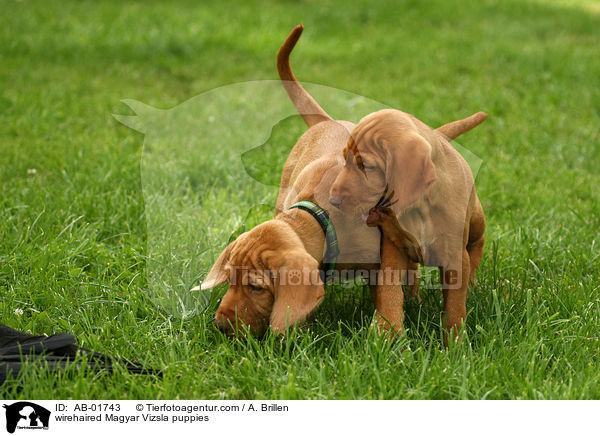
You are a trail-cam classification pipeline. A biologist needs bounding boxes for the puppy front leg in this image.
[366,207,412,337]
[374,235,407,337]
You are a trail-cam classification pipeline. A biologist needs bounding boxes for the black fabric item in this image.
[0,324,160,383]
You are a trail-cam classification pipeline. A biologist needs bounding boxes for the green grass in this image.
[1,0,599,399]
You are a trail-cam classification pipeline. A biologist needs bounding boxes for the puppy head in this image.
[198,220,324,336]
[329,109,436,216]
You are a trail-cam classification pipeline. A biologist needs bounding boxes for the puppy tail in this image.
[277,24,332,127]
[436,111,488,140]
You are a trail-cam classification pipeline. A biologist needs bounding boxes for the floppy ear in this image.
[386,134,436,214]
[192,239,237,291]
[269,250,325,333]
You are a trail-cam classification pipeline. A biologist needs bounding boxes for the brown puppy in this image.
[193,24,486,337]
[329,109,486,339]
[198,216,326,335]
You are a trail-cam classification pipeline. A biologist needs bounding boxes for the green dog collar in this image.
[288,201,339,284]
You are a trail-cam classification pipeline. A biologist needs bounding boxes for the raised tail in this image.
[277,24,332,127]
[436,111,488,140]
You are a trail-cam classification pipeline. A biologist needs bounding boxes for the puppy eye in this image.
[248,284,265,293]
[364,164,377,171]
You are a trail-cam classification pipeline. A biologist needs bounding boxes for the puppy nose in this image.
[214,316,230,332]
[329,196,343,208]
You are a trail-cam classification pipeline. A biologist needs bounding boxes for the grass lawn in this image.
[1,0,599,399]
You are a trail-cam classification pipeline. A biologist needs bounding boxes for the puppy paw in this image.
[370,313,404,340]
[365,206,395,227]
[365,186,398,228]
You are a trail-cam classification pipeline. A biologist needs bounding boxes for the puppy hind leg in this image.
[441,250,470,345]
[467,201,486,283]
[404,260,421,303]
[467,236,484,283]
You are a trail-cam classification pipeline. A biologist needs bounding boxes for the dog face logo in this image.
[115,81,482,318]
[2,402,50,433]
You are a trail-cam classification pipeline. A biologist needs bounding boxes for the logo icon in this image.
[2,402,50,433]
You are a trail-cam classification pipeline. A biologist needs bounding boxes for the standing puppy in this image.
[329,108,487,340]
